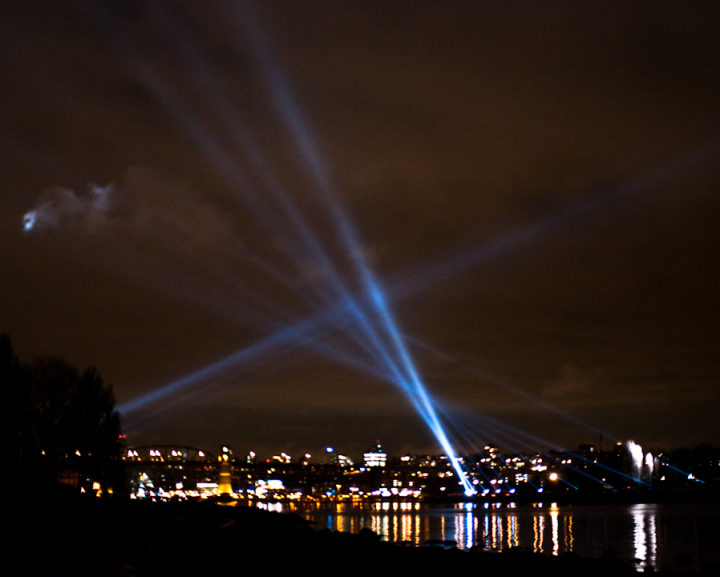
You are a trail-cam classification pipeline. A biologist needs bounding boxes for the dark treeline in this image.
[1,333,123,495]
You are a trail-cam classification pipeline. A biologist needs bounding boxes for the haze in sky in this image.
[2,1,719,459]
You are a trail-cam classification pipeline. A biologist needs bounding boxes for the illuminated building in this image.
[124,446,215,499]
[364,442,387,468]
[218,445,233,495]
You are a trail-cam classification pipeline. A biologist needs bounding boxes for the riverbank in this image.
[4,490,718,576]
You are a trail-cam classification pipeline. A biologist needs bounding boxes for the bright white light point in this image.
[326,447,333,453]
[23,211,36,231]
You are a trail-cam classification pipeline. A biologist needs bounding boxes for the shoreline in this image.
[5,492,718,576]
[261,489,720,506]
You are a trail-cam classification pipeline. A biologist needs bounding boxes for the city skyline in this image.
[2,1,720,459]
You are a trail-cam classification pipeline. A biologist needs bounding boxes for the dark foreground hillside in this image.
[4,489,717,576]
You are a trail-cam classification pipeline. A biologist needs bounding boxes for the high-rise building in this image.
[363,441,387,468]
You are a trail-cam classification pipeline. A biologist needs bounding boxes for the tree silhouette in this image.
[1,333,28,472]
[1,334,123,494]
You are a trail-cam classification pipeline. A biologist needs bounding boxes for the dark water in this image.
[262,501,720,572]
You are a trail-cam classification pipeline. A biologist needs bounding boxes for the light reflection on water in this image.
[262,500,720,571]
[633,504,658,569]
[550,503,560,556]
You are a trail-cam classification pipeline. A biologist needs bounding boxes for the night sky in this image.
[2,1,720,460]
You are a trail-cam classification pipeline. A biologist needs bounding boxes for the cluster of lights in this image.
[126,437,712,503]
[271,452,292,464]
[372,488,422,499]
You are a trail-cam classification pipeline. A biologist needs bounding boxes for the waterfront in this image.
[263,501,720,572]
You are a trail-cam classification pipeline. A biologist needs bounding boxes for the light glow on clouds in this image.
[23,183,113,233]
